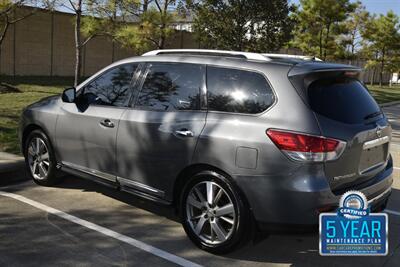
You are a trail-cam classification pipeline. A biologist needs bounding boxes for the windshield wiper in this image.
[364,111,382,120]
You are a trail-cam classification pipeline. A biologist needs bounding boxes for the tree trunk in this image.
[0,21,7,77]
[0,14,10,80]
[0,18,10,46]
[158,29,166,49]
[349,36,355,65]
[318,28,323,58]
[158,0,169,49]
[143,0,149,12]
[379,49,385,87]
[237,2,245,51]
[323,22,331,61]
[390,74,393,87]
[370,68,375,86]
[74,0,83,87]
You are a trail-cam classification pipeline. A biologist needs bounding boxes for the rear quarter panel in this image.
[193,63,322,177]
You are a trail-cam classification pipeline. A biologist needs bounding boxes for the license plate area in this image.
[359,142,388,174]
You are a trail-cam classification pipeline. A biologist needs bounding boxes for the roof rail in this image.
[262,53,323,61]
[142,49,270,61]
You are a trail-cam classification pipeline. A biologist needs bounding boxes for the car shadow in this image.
[38,175,400,266]
[53,175,180,223]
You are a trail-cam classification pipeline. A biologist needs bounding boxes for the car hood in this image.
[26,94,61,110]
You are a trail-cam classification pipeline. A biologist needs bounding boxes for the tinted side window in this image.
[136,63,203,111]
[308,79,381,124]
[207,67,275,114]
[83,64,138,107]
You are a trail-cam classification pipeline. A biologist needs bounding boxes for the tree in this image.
[56,0,114,86]
[82,0,142,61]
[339,1,369,63]
[116,0,182,51]
[362,11,400,86]
[188,0,293,52]
[83,0,142,37]
[141,0,178,49]
[0,1,53,81]
[1,1,52,49]
[83,0,181,55]
[62,0,93,86]
[291,0,356,60]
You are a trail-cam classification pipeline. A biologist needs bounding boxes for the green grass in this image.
[368,84,400,104]
[0,76,74,154]
[0,76,400,155]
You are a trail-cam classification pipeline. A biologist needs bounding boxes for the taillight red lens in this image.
[266,129,339,152]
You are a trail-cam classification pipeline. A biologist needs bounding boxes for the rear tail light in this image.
[266,129,346,162]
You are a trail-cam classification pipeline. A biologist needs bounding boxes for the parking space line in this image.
[386,209,400,216]
[0,191,202,267]
[394,167,400,170]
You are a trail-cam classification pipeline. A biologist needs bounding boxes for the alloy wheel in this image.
[185,181,237,245]
[27,137,50,180]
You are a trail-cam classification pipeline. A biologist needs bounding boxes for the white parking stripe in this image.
[386,209,400,216]
[0,191,202,267]
[394,167,400,170]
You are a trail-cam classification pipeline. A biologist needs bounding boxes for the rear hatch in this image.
[288,62,391,193]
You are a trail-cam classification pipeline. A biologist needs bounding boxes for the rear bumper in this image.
[234,156,393,227]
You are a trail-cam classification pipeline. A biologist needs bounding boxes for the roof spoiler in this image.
[288,62,362,103]
[262,53,323,61]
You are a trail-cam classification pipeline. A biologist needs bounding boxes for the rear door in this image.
[307,77,391,191]
[116,62,206,200]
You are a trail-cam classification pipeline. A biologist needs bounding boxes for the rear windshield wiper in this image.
[364,111,382,120]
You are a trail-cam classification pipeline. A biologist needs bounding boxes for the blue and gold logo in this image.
[320,191,388,256]
[338,191,370,219]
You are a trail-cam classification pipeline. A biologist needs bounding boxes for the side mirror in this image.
[62,87,76,103]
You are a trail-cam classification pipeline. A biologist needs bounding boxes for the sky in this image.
[291,0,400,15]
[57,0,400,16]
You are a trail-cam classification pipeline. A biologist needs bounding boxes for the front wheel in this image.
[180,171,251,254]
[24,129,61,186]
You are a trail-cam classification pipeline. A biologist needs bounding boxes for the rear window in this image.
[308,78,381,124]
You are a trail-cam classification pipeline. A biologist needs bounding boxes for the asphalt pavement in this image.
[383,104,400,144]
[1,104,400,267]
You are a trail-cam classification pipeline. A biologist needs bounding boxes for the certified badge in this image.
[319,191,388,256]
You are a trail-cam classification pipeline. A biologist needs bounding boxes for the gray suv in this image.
[20,49,393,253]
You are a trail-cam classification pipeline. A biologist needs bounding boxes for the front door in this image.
[116,62,206,199]
[56,63,140,182]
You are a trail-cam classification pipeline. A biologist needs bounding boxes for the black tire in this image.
[180,170,251,254]
[24,129,62,186]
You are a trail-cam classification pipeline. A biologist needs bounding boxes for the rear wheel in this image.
[180,171,251,254]
[24,130,61,186]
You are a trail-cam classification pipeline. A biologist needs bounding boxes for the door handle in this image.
[175,129,194,137]
[100,119,115,128]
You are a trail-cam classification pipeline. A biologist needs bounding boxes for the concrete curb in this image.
[0,152,29,185]
[0,151,23,160]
